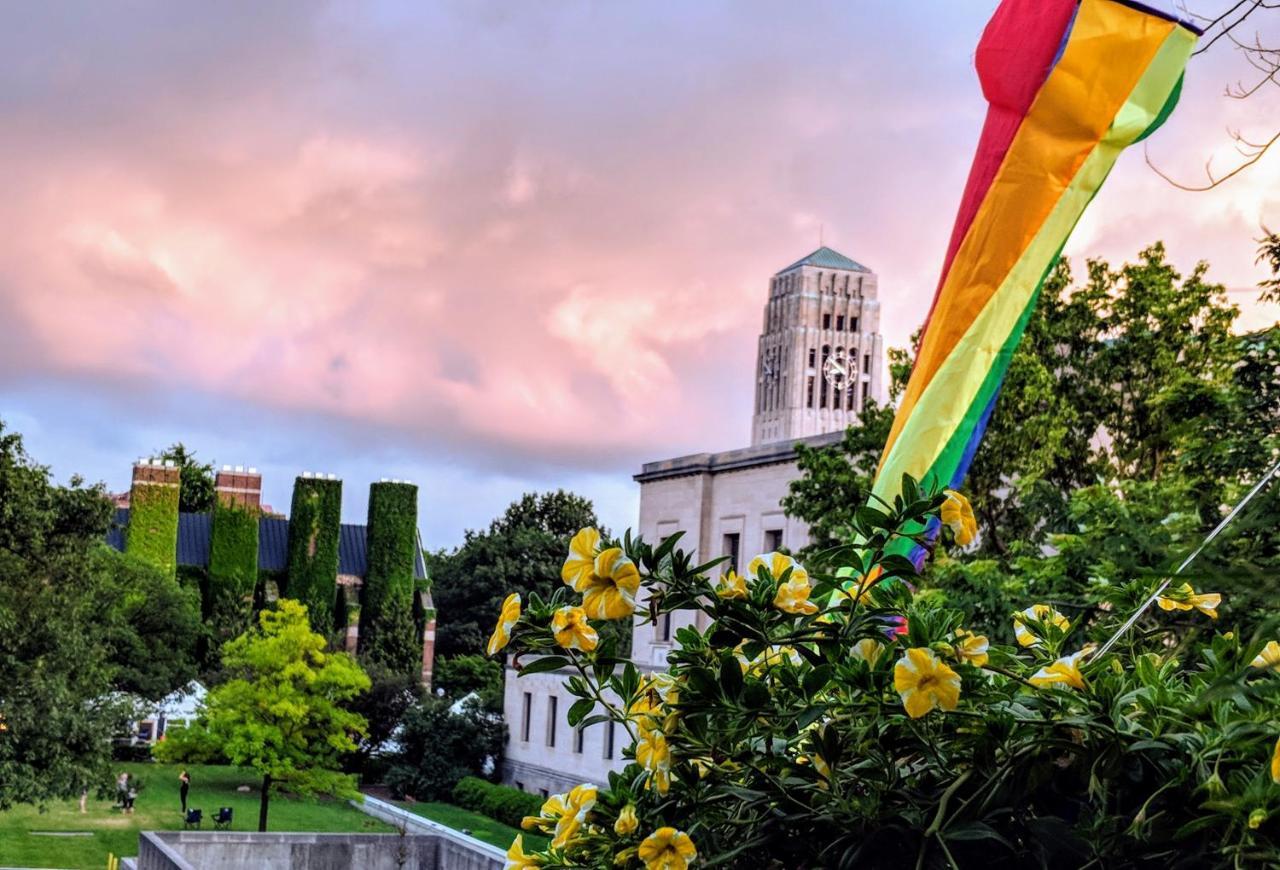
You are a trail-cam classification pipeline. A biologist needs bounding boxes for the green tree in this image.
[155,443,216,514]
[434,654,504,711]
[430,490,616,658]
[156,600,370,831]
[384,696,505,801]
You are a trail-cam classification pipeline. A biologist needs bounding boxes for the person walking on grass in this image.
[179,769,190,813]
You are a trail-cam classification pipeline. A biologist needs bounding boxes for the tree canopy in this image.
[155,599,370,831]
[155,442,216,514]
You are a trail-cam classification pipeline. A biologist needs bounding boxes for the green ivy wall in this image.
[359,481,420,673]
[207,501,260,643]
[285,476,343,635]
[126,479,180,577]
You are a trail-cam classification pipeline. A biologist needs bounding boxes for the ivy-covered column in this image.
[285,474,342,635]
[358,480,420,673]
[208,500,260,645]
[126,459,180,576]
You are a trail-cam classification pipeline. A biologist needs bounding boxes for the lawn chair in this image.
[183,808,202,829]
[214,807,233,830]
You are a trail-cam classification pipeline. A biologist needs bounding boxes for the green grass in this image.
[401,800,545,852]
[0,763,391,870]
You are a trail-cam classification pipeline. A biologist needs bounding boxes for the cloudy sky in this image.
[1,1,1276,548]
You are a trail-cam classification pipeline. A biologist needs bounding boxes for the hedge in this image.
[451,776,543,829]
[359,481,419,673]
[126,478,180,577]
[285,476,342,635]
[207,501,259,644]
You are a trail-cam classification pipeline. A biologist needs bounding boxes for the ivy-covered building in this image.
[107,460,436,686]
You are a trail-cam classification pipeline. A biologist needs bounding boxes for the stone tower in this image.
[751,247,885,445]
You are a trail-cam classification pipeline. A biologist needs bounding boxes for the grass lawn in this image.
[402,800,545,852]
[0,763,391,870]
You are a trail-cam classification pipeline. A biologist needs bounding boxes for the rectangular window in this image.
[836,315,844,331]
[604,721,616,760]
[864,353,871,372]
[851,317,859,333]
[861,381,869,406]
[807,348,816,367]
[847,384,856,410]
[546,696,558,747]
[806,376,815,408]
[573,724,585,754]
[659,612,672,642]
[822,313,831,329]
[723,533,741,572]
[540,788,549,799]
[521,692,532,742]
[765,529,783,552]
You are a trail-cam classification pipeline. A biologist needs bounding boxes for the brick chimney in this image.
[215,465,262,509]
[132,457,181,490]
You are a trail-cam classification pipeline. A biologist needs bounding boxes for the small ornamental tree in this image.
[493,479,1280,869]
[156,600,370,831]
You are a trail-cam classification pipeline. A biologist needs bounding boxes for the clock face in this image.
[822,352,849,387]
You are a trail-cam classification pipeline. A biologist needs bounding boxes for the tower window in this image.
[806,376,815,408]
[861,381,870,406]
[864,353,871,372]
[851,317,859,333]
[808,348,816,367]
[836,315,844,331]
[822,313,831,330]
[847,383,856,410]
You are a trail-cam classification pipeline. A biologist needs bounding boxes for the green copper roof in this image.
[777,246,870,274]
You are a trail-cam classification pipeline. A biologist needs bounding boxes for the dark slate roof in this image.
[108,509,427,580]
[778,246,870,275]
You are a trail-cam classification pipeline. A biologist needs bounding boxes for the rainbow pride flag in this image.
[873,0,1198,559]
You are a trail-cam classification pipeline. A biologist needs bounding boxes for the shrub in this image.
[496,479,1280,868]
[452,777,542,829]
[384,697,504,801]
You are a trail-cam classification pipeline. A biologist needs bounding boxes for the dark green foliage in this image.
[285,477,342,636]
[434,654,503,711]
[207,501,260,648]
[359,482,419,673]
[431,490,626,658]
[385,697,505,801]
[126,477,179,577]
[155,443,215,513]
[348,659,423,773]
[451,777,542,829]
[0,422,140,806]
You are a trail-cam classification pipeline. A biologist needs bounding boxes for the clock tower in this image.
[751,246,885,445]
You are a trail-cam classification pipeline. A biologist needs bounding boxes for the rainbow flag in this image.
[873,0,1198,559]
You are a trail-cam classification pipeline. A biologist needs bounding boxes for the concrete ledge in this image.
[352,794,505,866]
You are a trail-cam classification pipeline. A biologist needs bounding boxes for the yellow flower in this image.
[580,547,640,620]
[1250,808,1268,830]
[505,834,542,869]
[550,784,597,849]
[487,593,521,656]
[941,490,977,546]
[954,629,989,667]
[1252,641,1280,670]
[893,647,961,719]
[1029,649,1089,691]
[715,569,748,599]
[1013,604,1070,648]
[635,723,672,795]
[1156,583,1220,619]
[773,577,819,615]
[551,606,599,652]
[851,638,884,667]
[614,804,639,835]
[522,791,570,832]
[1272,736,1280,785]
[562,527,602,590]
[638,827,697,870]
[747,551,817,614]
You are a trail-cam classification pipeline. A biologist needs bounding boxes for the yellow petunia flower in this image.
[506,834,543,869]
[635,722,672,795]
[522,791,570,832]
[1272,736,1280,785]
[715,569,748,599]
[562,527,602,591]
[894,647,961,719]
[954,628,989,667]
[773,577,819,615]
[487,593,521,657]
[614,804,639,835]
[551,606,599,652]
[549,784,597,849]
[851,638,884,667]
[750,552,816,615]
[1029,649,1089,691]
[1156,583,1221,619]
[580,547,641,620]
[638,827,697,870]
[1013,604,1070,648]
[941,490,978,546]
[1252,640,1280,670]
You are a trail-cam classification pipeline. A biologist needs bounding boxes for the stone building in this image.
[502,247,885,795]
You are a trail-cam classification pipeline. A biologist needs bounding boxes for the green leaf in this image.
[517,655,572,676]
[567,697,596,727]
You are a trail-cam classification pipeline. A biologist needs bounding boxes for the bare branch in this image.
[1144,128,1280,191]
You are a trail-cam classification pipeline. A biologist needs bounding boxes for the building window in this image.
[864,353,871,372]
[659,612,672,642]
[723,533,740,572]
[604,721,616,760]
[573,724,585,754]
[807,348,816,368]
[836,315,844,331]
[540,788,549,799]
[806,376,815,408]
[521,692,532,742]
[820,346,830,408]
[851,317,859,333]
[861,381,870,406]
[546,696,558,747]
[847,383,856,410]
[515,781,525,791]
[765,529,783,552]
[822,313,831,330]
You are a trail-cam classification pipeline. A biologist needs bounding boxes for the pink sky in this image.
[0,1,1276,544]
